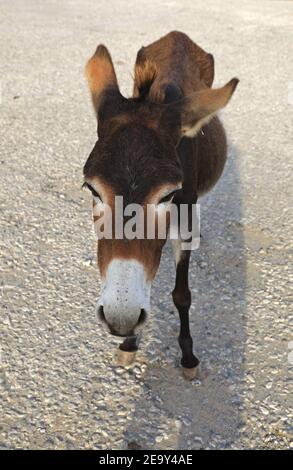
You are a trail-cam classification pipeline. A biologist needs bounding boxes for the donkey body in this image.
[84,31,238,378]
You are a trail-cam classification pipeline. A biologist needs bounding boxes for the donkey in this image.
[83,31,238,379]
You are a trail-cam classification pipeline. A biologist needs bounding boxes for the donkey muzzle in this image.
[97,259,151,337]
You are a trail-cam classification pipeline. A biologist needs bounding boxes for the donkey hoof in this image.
[116,349,137,366]
[182,365,200,381]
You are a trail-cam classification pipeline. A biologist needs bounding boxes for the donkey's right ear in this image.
[85,45,120,115]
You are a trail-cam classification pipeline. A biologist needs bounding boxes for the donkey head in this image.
[83,45,238,337]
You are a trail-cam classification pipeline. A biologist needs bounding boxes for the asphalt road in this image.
[0,0,292,450]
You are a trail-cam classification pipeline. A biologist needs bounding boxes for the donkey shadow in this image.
[123,143,246,450]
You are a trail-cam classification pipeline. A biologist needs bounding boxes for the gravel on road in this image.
[0,0,292,450]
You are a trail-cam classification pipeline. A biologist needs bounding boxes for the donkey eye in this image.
[82,182,102,201]
[158,189,180,205]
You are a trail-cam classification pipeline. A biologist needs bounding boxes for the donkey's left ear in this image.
[85,44,120,115]
[180,78,239,137]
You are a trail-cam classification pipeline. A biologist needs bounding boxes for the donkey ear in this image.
[85,45,120,114]
[180,78,239,137]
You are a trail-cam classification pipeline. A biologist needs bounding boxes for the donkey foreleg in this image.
[171,243,199,379]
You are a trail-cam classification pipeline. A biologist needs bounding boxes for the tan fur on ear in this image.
[85,45,119,111]
[182,77,239,137]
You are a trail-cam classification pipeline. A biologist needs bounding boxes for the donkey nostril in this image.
[98,306,106,323]
[137,309,147,326]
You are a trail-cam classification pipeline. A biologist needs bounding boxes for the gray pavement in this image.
[0,0,292,450]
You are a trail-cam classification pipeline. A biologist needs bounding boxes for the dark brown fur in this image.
[133,31,215,100]
[132,31,228,200]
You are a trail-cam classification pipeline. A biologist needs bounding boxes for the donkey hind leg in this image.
[117,335,138,366]
[172,241,199,379]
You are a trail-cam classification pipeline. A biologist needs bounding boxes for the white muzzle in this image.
[98,259,151,336]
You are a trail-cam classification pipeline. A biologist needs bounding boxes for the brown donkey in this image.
[83,31,238,379]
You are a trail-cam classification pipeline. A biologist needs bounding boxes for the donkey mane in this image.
[133,53,158,100]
